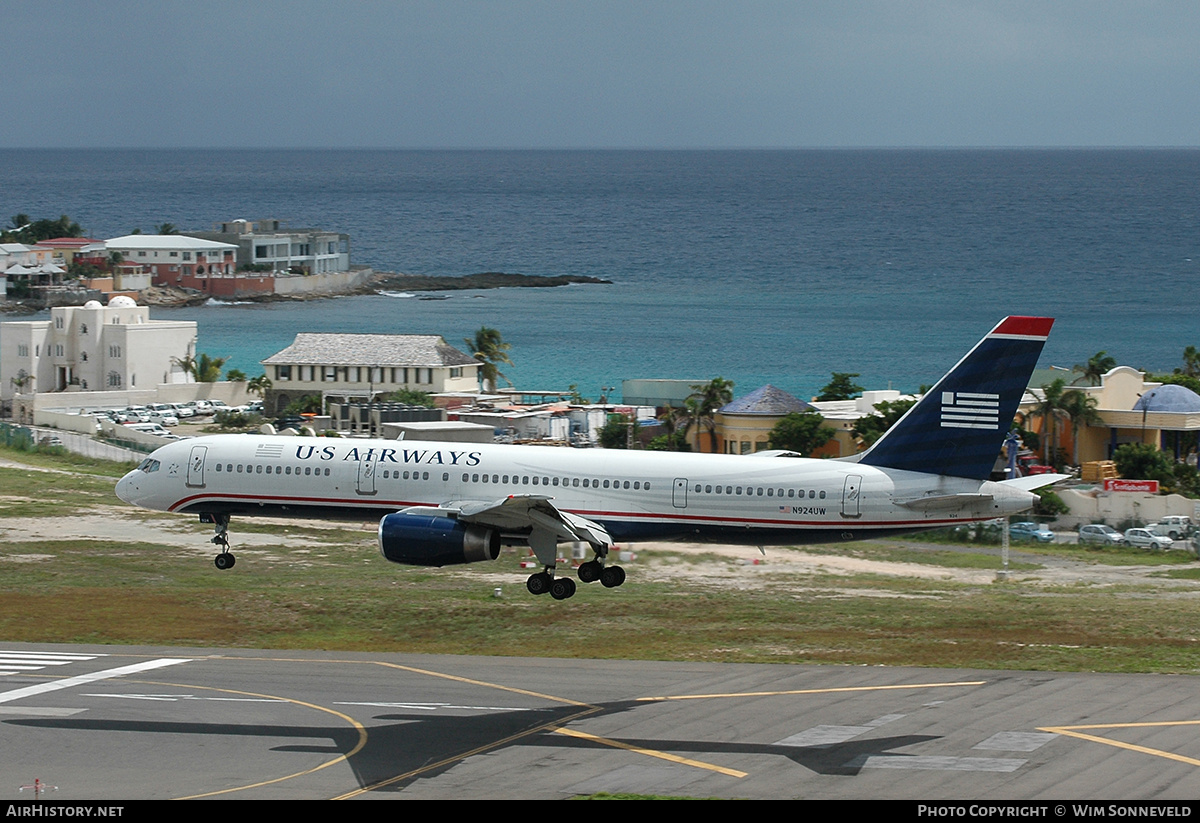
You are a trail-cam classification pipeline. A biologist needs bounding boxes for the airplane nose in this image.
[115,472,137,504]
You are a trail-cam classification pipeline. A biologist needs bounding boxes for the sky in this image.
[7,0,1200,149]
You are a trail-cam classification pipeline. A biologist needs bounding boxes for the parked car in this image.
[1151,516,1193,540]
[1122,528,1174,550]
[147,411,179,426]
[1078,524,1123,546]
[167,403,195,418]
[126,423,170,436]
[1010,521,1055,543]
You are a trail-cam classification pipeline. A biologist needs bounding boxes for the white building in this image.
[261,333,481,415]
[105,234,238,290]
[187,219,351,275]
[1,297,197,403]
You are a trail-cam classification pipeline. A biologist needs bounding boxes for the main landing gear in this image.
[525,554,626,600]
[201,513,236,570]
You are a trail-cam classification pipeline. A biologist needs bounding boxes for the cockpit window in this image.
[137,459,161,473]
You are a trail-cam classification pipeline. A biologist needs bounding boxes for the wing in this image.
[399,494,613,566]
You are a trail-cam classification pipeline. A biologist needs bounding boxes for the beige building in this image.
[1023,367,1200,465]
[1,296,197,405]
[261,333,480,415]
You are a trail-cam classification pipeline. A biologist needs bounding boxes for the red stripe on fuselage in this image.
[167,493,979,530]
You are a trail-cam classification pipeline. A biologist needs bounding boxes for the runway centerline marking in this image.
[636,679,987,702]
[0,658,190,704]
[1039,720,1200,769]
[552,726,748,778]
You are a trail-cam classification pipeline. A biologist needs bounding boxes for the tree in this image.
[284,395,323,416]
[465,327,513,393]
[851,398,916,447]
[1034,378,1071,468]
[2,213,81,243]
[1061,389,1102,466]
[817,372,863,401]
[597,414,630,449]
[685,377,734,453]
[768,411,835,456]
[647,408,689,451]
[247,374,272,399]
[174,353,228,382]
[156,223,179,235]
[1178,346,1200,379]
[1113,443,1174,485]
[225,369,248,382]
[382,388,435,407]
[1074,351,1116,386]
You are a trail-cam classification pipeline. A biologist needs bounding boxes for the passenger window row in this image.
[694,484,826,499]
[458,473,651,491]
[214,463,331,476]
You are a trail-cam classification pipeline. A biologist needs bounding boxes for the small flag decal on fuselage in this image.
[941,391,1000,429]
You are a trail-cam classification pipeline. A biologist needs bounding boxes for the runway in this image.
[1,643,1197,799]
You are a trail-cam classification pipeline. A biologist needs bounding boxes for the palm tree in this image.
[1182,346,1200,379]
[685,377,734,453]
[173,353,228,382]
[1035,378,1071,467]
[465,327,513,393]
[1074,351,1116,386]
[156,223,179,235]
[1061,389,1102,466]
[247,374,272,398]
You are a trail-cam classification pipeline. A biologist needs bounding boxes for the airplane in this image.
[116,316,1066,601]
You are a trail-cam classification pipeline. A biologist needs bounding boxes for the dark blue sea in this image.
[2,149,1197,400]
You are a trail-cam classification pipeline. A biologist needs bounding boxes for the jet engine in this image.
[378,513,501,567]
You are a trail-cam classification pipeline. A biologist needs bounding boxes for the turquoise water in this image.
[4,149,1198,400]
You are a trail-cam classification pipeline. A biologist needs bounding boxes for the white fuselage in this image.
[116,435,1036,545]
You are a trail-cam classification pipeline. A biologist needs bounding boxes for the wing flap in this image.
[404,494,613,550]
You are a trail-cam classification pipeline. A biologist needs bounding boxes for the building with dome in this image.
[0,297,198,404]
[1024,366,1200,464]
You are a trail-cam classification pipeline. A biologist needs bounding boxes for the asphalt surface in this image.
[1,643,1198,800]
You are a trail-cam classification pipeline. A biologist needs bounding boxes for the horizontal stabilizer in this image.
[999,474,1071,491]
[898,493,994,511]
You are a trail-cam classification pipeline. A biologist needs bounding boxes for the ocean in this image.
[2,149,1197,401]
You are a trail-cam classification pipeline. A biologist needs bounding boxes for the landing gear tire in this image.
[214,552,236,570]
[526,571,553,595]
[550,577,576,600]
[578,560,602,583]
[600,565,626,588]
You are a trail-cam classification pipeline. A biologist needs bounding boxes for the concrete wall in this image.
[34,409,102,434]
[12,382,252,425]
[1055,487,1200,528]
[271,267,374,296]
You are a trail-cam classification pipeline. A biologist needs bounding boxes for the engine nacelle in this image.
[377,513,501,567]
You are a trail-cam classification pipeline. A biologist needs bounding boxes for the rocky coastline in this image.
[1,271,612,312]
[134,271,612,307]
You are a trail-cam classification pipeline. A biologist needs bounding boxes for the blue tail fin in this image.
[856,316,1053,480]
